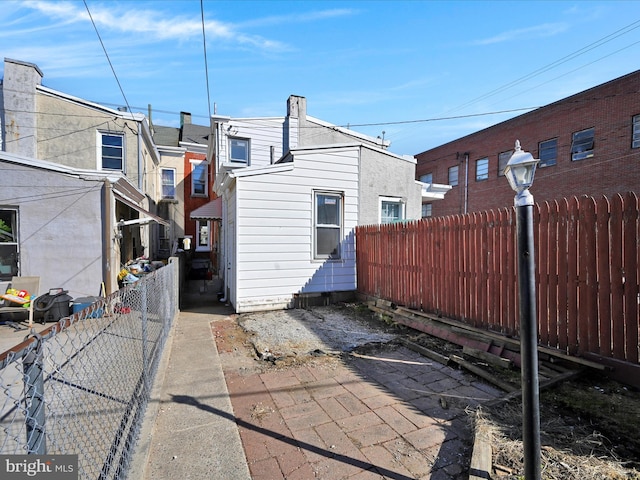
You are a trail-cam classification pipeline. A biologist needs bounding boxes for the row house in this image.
[1,58,167,297]
[210,95,451,313]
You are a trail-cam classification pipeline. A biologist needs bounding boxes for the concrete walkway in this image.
[130,280,251,479]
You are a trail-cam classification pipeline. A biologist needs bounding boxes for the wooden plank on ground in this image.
[449,355,518,393]
[462,346,512,369]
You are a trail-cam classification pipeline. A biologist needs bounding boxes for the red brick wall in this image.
[416,70,640,217]
[183,151,209,241]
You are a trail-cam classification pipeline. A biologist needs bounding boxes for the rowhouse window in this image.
[229,138,249,164]
[0,208,18,280]
[419,173,433,184]
[476,158,489,181]
[314,192,342,260]
[422,203,432,218]
[100,133,124,170]
[380,197,405,224]
[196,220,210,252]
[191,162,207,196]
[161,168,176,199]
[571,128,595,161]
[633,114,640,148]
[448,165,459,186]
[539,138,558,167]
[498,150,513,176]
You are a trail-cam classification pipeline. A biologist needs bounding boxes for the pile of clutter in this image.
[118,257,166,285]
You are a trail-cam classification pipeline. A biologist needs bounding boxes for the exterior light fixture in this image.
[504,140,539,205]
[506,140,541,480]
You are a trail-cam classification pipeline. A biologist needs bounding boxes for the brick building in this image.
[416,69,640,217]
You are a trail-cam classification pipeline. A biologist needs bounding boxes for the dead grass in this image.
[473,373,640,480]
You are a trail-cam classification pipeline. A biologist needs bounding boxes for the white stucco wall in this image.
[0,158,107,299]
[358,146,423,225]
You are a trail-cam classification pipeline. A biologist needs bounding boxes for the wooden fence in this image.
[356,192,640,366]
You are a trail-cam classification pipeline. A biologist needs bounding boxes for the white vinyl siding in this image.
[218,118,284,168]
[231,147,359,312]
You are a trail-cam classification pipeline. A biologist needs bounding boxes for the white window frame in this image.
[475,158,489,181]
[379,197,405,224]
[0,208,19,280]
[539,138,558,167]
[422,203,432,218]
[191,161,208,197]
[229,138,250,164]
[632,114,640,148]
[498,150,513,177]
[195,220,211,252]
[161,168,176,199]
[98,131,125,171]
[448,165,459,186]
[419,173,433,184]
[314,191,342,260]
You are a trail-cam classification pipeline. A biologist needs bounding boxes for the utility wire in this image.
[83,0,132,114]
[449,19,640,114]
[200,0,212,118]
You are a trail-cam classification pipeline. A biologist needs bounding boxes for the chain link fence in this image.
[0,260,178,479]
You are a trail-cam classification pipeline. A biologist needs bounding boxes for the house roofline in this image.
[37,85,145,121]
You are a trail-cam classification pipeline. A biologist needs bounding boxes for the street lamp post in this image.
[504,140,541,480]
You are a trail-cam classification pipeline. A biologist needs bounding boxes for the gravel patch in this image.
[238,305,397,361]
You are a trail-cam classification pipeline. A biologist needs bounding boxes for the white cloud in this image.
[474,22,568,45]
[23,0,290,51]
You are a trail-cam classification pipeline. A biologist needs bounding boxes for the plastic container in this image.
[34,289,72,324]
[72,296,104,318]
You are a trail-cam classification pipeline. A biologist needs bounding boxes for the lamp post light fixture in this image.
[505,140,541,480]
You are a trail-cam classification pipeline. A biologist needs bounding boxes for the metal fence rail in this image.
[0,260,178,479]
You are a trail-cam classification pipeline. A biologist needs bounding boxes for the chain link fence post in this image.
[23,332,45,454]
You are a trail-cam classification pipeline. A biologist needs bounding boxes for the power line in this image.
[200,0,212,118]
[83,0,132,114]
[449,19,640,114]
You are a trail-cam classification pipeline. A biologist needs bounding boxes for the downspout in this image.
[463,152,469,215]
[103,179,113,295]
[137,121,143,191]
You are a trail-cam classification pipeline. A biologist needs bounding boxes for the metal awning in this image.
[190,197,222,220]
[114,193,169,226]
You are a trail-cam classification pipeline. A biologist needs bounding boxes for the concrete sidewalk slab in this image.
[131,281,251,480]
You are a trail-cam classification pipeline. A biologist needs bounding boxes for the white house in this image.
[210,95,450,313]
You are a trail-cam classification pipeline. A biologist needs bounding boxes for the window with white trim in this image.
[448,165,459,186]
[571,128,595,161]
[196,220,210,252]
[161,168,176,199]
[0,208,18,280]
[229,138,249,164]
[99,132,124,170]
[380,197,405,224]
[422,203,432,218]
[420,173,433,184]
[498,150,513,176]
[632,114,640,148]
[191,161,207,196]
[539,138,557,167]
[314,192,342,260]
[476,158,489,181]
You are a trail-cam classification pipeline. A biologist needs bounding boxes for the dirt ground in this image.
[226,302,640,479]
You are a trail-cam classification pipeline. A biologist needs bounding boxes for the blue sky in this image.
[2,0,640,155]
